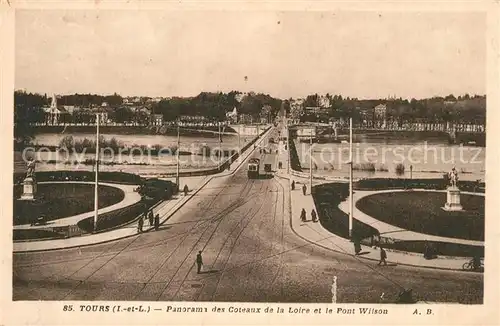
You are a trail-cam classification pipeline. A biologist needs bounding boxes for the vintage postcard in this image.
[1,0,499,325]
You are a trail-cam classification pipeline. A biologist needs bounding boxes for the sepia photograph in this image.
[6,3,494,317]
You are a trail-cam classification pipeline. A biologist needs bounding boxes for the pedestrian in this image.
[302,183,307,196]
[137,216,144,233]
[183,184,189,196]
[148,210,154,227]
[291,180,295,190]
[378,247,387,266]
[154,214,160,231]
[196,251,203,274]
[300,208,306,222]
[311,209,317,222]
[354,238,361,255]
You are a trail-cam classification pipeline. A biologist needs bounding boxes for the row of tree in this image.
[14,91,125,107]
[288,93,486,124]
[151,91,282,121]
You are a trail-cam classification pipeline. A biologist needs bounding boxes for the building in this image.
[62,105,76,115]
[318,95,331,108]
[374,104,387,119]
[179,115,208,122]
[226,107,238,123]
[238,114,254,124]
[374,104,387,128]
[304,107,322,115]
[43,94,70,125]
[151,114,163,126]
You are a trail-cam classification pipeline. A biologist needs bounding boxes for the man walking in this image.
[291,180,295,191]
[311,209,318,223]
[154,214,160,231]
[196,251,203,274]
[148,210,154,227]
[302,183,307,196]
[300,208,306,222]
[378,246,387,266]
[137,216,144,233]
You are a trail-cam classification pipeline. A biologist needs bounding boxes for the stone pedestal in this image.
[442,186,463,211]
[20,177,37,201]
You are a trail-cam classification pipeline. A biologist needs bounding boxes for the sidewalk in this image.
[275,139,479,272]
[13,127,273,253]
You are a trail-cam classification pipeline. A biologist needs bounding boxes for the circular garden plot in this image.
[14,183,125,225]
[356,191,484,241]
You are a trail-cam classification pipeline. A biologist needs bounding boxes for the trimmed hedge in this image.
[13,229,67,241]
[77,200,148,232]
[380,240,484,258]
[354,178,485,193]
[14,170,143,185]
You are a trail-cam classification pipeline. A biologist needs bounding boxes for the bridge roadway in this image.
[13,129,482,303]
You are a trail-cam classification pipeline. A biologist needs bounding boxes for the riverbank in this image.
[31,124,237,136]
[312,130,485,146]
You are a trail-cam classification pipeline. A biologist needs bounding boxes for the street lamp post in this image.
[93,113,100,233]
[176,119,180,192]
[309,127,313,194]
[410,165,413,180]
[349,117,353,240]
[218,121,222,169]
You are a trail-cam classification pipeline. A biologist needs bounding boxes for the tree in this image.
[14,90,46,148]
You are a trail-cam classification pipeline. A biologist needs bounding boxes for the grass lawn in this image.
[356,191,484,241]
[14,183,125,225]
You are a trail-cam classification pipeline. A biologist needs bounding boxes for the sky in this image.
[15,10,486,99]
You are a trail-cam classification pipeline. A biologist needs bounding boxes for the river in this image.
[18,133,254,176]
[17,132,486,181]
[294,138,485,181]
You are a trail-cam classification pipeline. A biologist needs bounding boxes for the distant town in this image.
[14,90,486,146]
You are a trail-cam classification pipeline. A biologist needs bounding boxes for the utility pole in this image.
[94,113,100,233]
[218,121,222,168]
[286,117,290,174]
[309,126,313,194]
[349,117,353,240]
[176,119,180,192]
[238,128,241,155]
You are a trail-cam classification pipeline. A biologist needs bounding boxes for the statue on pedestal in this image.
[20,158,37,201]
[443,167,463,211]
[26,158,36,178]
[448,167,459,188]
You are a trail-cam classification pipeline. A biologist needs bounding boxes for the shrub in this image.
[395,163,405,176]
[353,162,376,172]
[138,178,176,200]
[59,135,75,150]
[377,164,389,172]
[169,145,179,155]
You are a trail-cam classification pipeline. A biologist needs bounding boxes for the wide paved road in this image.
[13,130,483,303]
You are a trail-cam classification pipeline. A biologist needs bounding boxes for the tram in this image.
[247,158,260,179]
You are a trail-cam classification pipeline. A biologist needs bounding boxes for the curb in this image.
[13,128,273,253]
